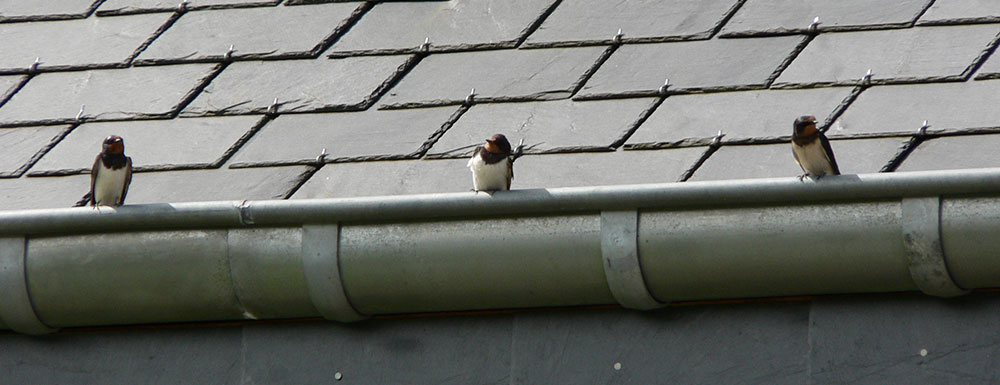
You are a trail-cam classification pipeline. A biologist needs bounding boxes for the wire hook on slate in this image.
[613,28,624,44]
[711,130,726,147]
[658,78,670,95]
[28,57,40,73]
[267,98,279,115]
[316,148,328,164]
[918,120,930,136]
[465,88,476,105]
[862,68,873,85]
[808,17,820,33]
[178,0,189,11]
[420,37,431,53]
[76,105,86,121]
[224,44,236,60]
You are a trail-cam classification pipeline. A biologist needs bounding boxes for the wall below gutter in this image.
[1,169,999,334]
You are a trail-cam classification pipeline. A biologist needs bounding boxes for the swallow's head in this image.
[793,115,818,137]
[103,135,125,155]
[484,134,512,155]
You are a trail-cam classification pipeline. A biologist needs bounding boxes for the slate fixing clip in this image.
[419,37,431,53]
[27,58,40,74]
[613,28,624,44]
[658,79,670,95]
[711,130,726,147]
[918,120,930,136]
[465,88,476,105]
[862,68,873,85]
[224,44,236,61]
[316,148,329,164]
[808,17,820,33]
[76,105,86,121]
[178,0,189,11]
[267,98,279,115]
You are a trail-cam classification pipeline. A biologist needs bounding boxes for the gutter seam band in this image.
[0,236,57,335]
[301,224,368,322]
[601,210,666,310]
[902,197,969,298]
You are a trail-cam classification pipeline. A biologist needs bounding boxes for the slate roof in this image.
[1,0,999,211]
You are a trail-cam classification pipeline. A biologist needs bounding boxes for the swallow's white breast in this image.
[792,139,835,176]
[94,165,128,205]
[468,155,510,191]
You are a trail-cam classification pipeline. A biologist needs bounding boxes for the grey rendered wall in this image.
[2,292,999,384]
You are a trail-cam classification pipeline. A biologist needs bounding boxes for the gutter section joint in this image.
[902,197,969,298]
[601,210,666,310]
[301,224,368,322]
[0,237,57,335]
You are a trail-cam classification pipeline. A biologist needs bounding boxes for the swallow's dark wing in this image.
[88,154,101,206]
[119,157,133,205]
[818,133,840,175]
[506,158,513,190]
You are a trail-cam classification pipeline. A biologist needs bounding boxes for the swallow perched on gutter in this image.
[792,115,839,180]
[86,135,132,206]
[468,133,513,192]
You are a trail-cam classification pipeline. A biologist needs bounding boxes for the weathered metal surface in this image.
[301,224,367,322]
[901,197,968,297]
[0,236,56,335]
[600,210,664,310]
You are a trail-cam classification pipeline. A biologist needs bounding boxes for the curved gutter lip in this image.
[4,167,1000,235]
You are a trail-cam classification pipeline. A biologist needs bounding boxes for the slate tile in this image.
[0,13,172,74]
[626,88,853,148]
[379,47,607,108]
[578,36,803,98]
[525,0,739,47]
[0,0,100,22]
[329,0,556,55]
[135,3,361,63]
[183,56,411,115]
[688,138,905,181]
[720,0,931,36]
[31,116,261,174]
[0,125,69,177]
[775,25,1000,86]
[0,64,219,126]
[809,294,1000,384]
[230,106,458,166]
[832,81,1000,136]
[125,166,311,204]
[0,75,24,105]
[512,305,809,385]
[896,133,1000,172]
[918,0,1000,25]
[429,98,658,157]
[97,0,281,16]
[974,49,1000,79]
[243,318,511,384]
[292,148,705,198]
[0,174,93,211]
[0,327,241,385]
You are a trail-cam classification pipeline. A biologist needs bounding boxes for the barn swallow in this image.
[86,135,132,206]
[792,115,839,179]
[467,134,513,192]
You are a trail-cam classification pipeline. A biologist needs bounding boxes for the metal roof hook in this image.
[76,105,85,121]
[316,148,329,164]
[658,78,670,95]
[862,68,873,85]
[267,97,279,115]
[465,88,476,105]
[919,120,930,136]
[224,44,236,60]
[419,37,431,53]
[613,28,624,44]
[711,130,726,146]
[28,57,40,73]
[178,0,189,11]
[808,16,820,33]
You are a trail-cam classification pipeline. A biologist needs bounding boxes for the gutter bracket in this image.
[601,210,666,310]
[301,224,368,322]
[0,237,57,335]
[901,197,969,298]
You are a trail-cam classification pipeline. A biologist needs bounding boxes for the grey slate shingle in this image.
[626,87,854,148]
[917,0,1000,25]
[134,3,362,63]
[0,174,92,211]
[379,47,607,108]
[774,24,1000,86]
[182,56,413,116]
[230,106,460,166]
[0,0,100,22]
[97,0,282,16]
[688,138,906,181]
[328,0,557,56]
[0,13,172,73]
[720,0,932,36]
[897,134,1000,172]
[0,64,219,126]
[524,0,739,47]
[973,49,1000,79]
[0,125,69,177]
[831,80,1000,136]
[0,75,24,105]
[30,116,262,174]
[125,166,311,204]
[293,148,705,199]
[429,98,658,157]
[577,36,803,98]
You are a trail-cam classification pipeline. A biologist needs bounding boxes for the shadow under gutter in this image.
[1,168,1000,334]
